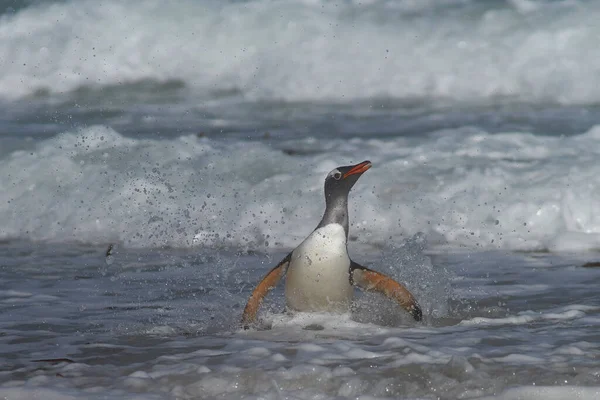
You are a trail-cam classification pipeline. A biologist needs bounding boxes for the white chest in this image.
[285,224,353,312]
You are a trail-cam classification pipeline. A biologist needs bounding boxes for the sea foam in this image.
[1,0,600,104]
[2,125,600,251]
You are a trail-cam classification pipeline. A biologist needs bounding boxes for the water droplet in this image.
[105,244,114,265]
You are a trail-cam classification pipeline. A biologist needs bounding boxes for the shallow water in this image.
[1,240,600,399]
[2,0,600,398]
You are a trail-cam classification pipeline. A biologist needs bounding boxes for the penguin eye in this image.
[333,171,342,180]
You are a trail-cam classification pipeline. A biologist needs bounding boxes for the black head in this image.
[324,160,372,202]
[317,160,372,234]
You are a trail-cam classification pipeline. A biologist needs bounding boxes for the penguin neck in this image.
[316,193,349,238]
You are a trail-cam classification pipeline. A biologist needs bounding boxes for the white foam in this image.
[485,386,600,400]
[493,354,544,364]
[244,311,392,341]
[552,345,585,356]
[460,305,591,327]
[1,0,600,104]
[5,125,600,251]
[0,387,161,400]
[389,352,444,367]
[3,310,600,400]
[0,388,78,400]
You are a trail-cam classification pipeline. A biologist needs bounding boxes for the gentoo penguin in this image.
[241,160,422,327]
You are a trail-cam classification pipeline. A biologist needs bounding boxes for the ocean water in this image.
[2,0,600,398]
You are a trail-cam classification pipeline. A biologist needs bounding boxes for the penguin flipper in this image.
[350,261,422,321]
[241,253,292,328]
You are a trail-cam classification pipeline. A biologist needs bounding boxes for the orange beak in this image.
[343,160,372,179]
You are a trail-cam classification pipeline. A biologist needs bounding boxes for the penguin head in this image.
[324,160,371,200]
